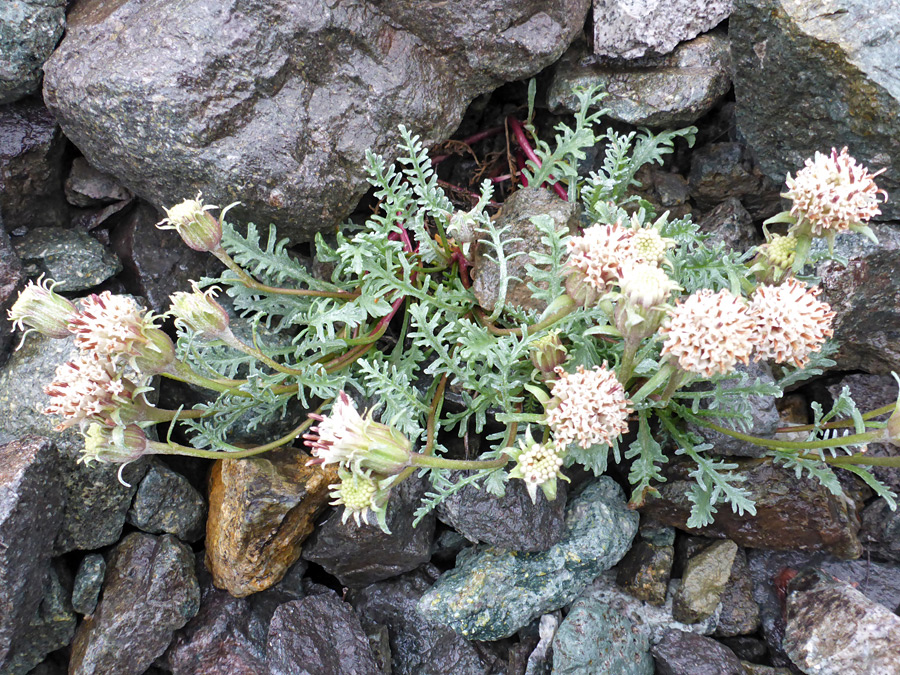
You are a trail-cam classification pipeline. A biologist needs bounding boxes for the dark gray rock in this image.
[0,437,65,672]
[860,498,900,563]
[615,536,674,606]
[0,1,65,103]
[0,226,26,360]
[71,553,105,616]
[436,470,567,552]
[672,539,737,624]
[69,533,200,675]
[267,595,379,675]
[719,636,766,663]
[0,330,147,553]
[732,0,900,219]
[417,478,638,640]
[127,461,206,543]
[0,99,67,232]
[697,197,761,253]
[651,630,743,675]
[12,227,121,292]
[591,0,731,59]
[688,142,782,219]
[301,475,434,588]
[43,0,589,242]
[714,547,760,637]
[784,567,900,674]
[549,33,731,126]
[64,157,132,207]
[351,566,500,675]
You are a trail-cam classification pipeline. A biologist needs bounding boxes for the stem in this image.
[617,337,640,386]
[473,295,576,337]
[162,362,253,397]
[223,333,307,377]
[507,117,568,201]
[630,362,677,404]
[699,418,884,452]
[136,402,210,422]
[410,453,509,471]
[776,402,897,434]
[423,375,448,456]
[324,295,406,372]
[824,454,900,468]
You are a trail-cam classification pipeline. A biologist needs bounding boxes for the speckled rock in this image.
[267,595,380,675]
[673,540,737,623]
[471,187,581,314]
[732,0,900,219]
[0,98,67,232]
[69,533,200,675]
[0,331,147,553]
[592,0,731,59]
[417,478,638,640]
[43,0,589,242]
[784,567,900,674]
[0,0,65,103]
[552,597,653,675]
[549,33,731,126]
[740,665,792,675]
[127,461,206,542]
[65,158,132,207]
[688,142,782,219]
[651,630,743,675]
[860,498,900,563]
[697,197,760,253]
[71,554,105,616]
[615,534,674,606]
[205,449,336,597]
[12,227,121,291]
[714,547,760,637]
[0,226,25,360]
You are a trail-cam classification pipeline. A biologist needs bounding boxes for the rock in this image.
[267,595,380,675]
[714,548,760,637]
[688,142,782,219]
[552,598,653,675]
[740,665,792,675]
[697,197,760,253]
[43,0,589,243]
[417,477,638,640]
[0,330,147,553]
[301,475,434,587]
[0,226,25,363]
[436,470,566,552]
[592,0,731,59]
[860,498,900,563]
[615,533,674,606]
[351,566,499,675]
[205,449,336,597]
[0,437,65,671]
[12,227,121,291]
[783,567,900,674]
[650,630,743,675]
[548,33,731,126]
[471,187,581,314]
[720,636,766,662]
[0,98,67,231]
[672,539,737,623]
[731,0,900,219]
[641,457,862,559]
[71,554,106,616]
[127,461,206,543]
[814,225,900,373]
[69,533,200,675]
[0,0,65,103]
[64,157,132,207]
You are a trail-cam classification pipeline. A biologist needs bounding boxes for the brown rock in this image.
[205,448,336,597]
[615,539,673,606]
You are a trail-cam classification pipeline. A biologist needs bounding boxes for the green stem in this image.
[410,453,509,471]
[224,333,307,376]
[776,402,897,434]
[630,362,677,404]
[475,294,576,337]
[700,418,884,452]
[423,375,447,456]
[823,453,900,468]
[617,337,640,386]
[162,362,253,397]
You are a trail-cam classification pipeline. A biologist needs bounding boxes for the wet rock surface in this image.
[0,226,25,360]
[672,539,737,623]
[0,1,65,104]
[615,535,674,606]
[71,554,105,616]
[64,158,132,207]
[651,630,743,675]
[12,227,121,291]
[127,461,206,543]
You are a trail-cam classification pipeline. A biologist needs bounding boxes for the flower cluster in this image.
[508,433,569,502]
[157,192,237,253]
[545,364,632,449]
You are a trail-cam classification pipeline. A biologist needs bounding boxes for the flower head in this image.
[784,147,887,237]
[7,277,77,340]
[168,283,232,340]
[749,278,834,367]
[564,223,635,302]
[328,467,391,531]
[529,331,568,375]
[545,364,632,450]
[661,288,756,377]
[44,353,134,430]
[630,226,673,266]
[157,192,237,252]
[81,423,150,466]
[508,430,569,502]
[613,263,680,338]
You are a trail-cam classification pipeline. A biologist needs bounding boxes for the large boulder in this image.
[0,0,66,103]
[42,0,590,242]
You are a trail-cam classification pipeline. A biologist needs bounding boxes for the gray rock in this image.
[69,533,200,675]
[720,636,766,662]
[127,461,206,543]
[615,523,674,606]
[417,478,638,640]
[860,498,900,564]
[697,197,761,253]
[0,330,147,553]
[0,437,65,671]
[714,547,760,638]
[64,158,132,207]
[0,0,65,103]
[0,99,67,232]
[673,539,737,624]
[688,142,782,219]
[740,665,792,675]
[592,0,731,59]
[267,595,379,675]
[302,475,435,588]
[549,33,731,126]
[784,567,900,674]
[552,599,653,675]
[0,226,26,361]
[43,0,589,242]
[12,227,121,292]
[71,554,105,616]
[732,0,900,219]
[650,630,743,675]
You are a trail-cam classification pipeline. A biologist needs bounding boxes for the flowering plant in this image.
[10,87,900,531]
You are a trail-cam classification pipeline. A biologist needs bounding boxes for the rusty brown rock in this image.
[205,448,336,597]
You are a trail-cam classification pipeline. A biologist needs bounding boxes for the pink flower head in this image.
[44,352,133,430]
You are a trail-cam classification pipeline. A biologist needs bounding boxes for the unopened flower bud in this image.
[630,228,673,265]
[81,423,149,465]
[168,283,231,340]
[329,467,391,530]
[508,431,569,503]
[766,233,798,270]
[448,211,476,244]
[157,193,236,252]
[564,268,601,308]
[7,277,76,339]
[132,327,176,375]
[530,331,567,374]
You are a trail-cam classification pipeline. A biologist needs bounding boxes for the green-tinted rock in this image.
[552,599,653,675]
[126,462,206,542]
[416,477,638,640]
[714,547,760,637]
[616,539,674,606]
[71,554,106,616]
[13,227,120,292]
[0,0,65,104]
[673,539,738,623]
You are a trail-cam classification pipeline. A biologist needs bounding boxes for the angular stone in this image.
[860,498,900,563]
[43,0,589,242]
[641,458,862,559]
[615,538,674,606]
[714,548,760,637]
[688,142,782,219]
[732,0,900,219]
[0,226,25,363]
[549,33,731,126]
[697,197,760,253]
[65,158,132,207]
[71,554,106,616]
[740,665,792,675]
[0,0,65,103]
[127,461,206,543]
[650,630,743,675]
[417,478,638,640]
[205,449,336,597]
[267,595,379,675]
[673,540,737,623]
[12,227,121,292]
[784,567,900,674]
[301,475,434,587]
[471,187,580,314]
[69,533,200,675]
[0,99,67,231]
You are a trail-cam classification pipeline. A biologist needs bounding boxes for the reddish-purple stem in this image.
[507,116,568,201]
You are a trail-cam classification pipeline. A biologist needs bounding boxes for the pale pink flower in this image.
[68,292,158,362]
[564,223,636,296]
[44,353,133,430]
[545,364,632,449]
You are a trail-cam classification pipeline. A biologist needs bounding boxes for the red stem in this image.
[507,116,568,201]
